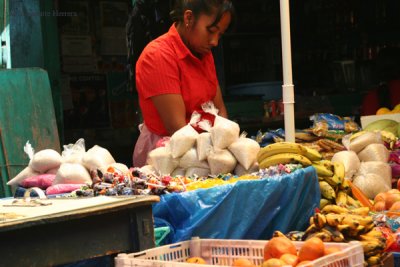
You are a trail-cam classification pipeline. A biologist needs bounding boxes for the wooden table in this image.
[0,195,159,266]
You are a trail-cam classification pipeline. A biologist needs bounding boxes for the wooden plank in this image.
[0,68,60,197]
[0,195,159,232]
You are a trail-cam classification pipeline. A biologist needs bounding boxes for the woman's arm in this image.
[151,93,187,135]
[213,85,228,118]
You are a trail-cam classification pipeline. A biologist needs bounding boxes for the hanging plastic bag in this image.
[207,148,237,175]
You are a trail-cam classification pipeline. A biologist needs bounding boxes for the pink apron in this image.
[133,124,163,167]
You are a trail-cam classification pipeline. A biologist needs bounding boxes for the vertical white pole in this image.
[280,0,295,142]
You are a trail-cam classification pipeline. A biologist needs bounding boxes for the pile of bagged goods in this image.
[8,101,400,266]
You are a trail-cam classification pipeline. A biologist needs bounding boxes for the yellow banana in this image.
[325,213,344,227]
[259,152,312,168]
[321,225,345,242]
[364,229,384,239]
[322,175,341,187]
[339,179,351,191]
[319,198,331,209]
[333,162,345,183]
[319,181,336,200]
[313,213,327,229]
[337,224,351,233]
[361,240,385,254]
[346,195,362,208]
[312,164,334,177]
[341,216,360,230]
[348,225,365,237]
[304,147,322,161]
[350,207,370,216]
[307,231,332,242]
[314,160,334,170]
[304,223,319,236]
[336,190,348,206]
[257,142,308,163]
[321,204,349,214]
[366,256,382,266]
[273,230,288,239]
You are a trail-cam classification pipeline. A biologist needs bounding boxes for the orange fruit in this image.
[232,258,255,266]
[280,253,299,266]
[261,258,286,267]
[186,257,206,264]
[298,237,325,262]
[264,237,297,260]
[376,107,391,115]
[323,247,341,255]
[296,260,312,266]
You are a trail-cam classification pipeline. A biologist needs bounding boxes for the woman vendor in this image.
[133,0,235,167]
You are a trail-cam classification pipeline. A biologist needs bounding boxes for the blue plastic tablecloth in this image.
[153,166,320,243]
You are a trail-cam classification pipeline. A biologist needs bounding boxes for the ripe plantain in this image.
[325,213,344,227]
[313,213,327,228]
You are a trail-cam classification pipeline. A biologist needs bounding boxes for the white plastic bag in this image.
[331,150,360,181]
[62,138,86,164]
[7,166,39,186]
[348,132,383,153]
[228,133,260,170]
[82,145,116,171]
[169,113,200,158]
[53,163,92,185]
[147,146,179,175]
[207,148,237,175]
[179,147,209,169]
[357,143,389,163]
[201,102,240,149]
[197,132,213,161]
[353,161,392,199]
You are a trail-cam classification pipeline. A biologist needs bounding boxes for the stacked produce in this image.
[301,205,386,266]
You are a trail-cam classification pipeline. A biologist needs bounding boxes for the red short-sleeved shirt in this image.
[136,24,218,136]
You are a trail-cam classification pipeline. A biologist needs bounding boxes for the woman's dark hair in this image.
[170,0,235,29]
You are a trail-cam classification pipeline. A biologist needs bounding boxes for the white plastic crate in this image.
[115,238,364,267]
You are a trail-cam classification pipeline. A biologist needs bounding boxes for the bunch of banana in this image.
[257,142,322,169]
[314,160,362,209]
[304,205,386,266]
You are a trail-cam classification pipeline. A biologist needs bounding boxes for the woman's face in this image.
[186,11,231,56]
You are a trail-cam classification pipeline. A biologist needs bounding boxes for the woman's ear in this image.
[183,10,193,27]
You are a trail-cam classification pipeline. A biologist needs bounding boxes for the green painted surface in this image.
[0,68,60,197]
